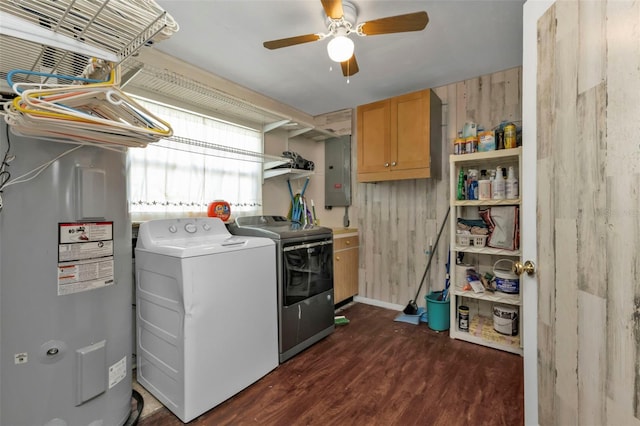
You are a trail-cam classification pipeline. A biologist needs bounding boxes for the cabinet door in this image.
[334,249,349,303]
[343,246,358,300]
[357,99,390,174]
[391,89,431,172]
[333,236,359,304]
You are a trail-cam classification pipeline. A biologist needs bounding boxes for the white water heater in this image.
[0,122,132,426]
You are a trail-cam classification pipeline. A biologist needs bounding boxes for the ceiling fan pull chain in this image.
[346,60,350,83]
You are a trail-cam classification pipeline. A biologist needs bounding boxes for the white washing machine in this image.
[134,217,278,423]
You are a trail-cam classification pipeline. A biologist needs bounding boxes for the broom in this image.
[403,207,450,315]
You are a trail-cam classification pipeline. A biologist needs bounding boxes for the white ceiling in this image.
[154,0,525,117]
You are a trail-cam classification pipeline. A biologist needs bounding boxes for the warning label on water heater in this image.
[57,222,115,295]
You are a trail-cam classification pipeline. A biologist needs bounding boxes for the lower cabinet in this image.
[333,232,359,304]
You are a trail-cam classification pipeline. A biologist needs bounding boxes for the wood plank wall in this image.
[352,67,522,307]
[537,1,640,425]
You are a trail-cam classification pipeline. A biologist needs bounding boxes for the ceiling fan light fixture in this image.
[327,35,354,63]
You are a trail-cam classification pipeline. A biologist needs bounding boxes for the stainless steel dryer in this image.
[228,216,334,363]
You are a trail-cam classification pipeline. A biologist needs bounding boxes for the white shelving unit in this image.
[449,147,523,355]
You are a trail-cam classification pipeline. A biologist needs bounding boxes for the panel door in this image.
[392,89,430,172]
[357,99,390,174]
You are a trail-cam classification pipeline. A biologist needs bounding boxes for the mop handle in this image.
[287,180,295,202]
[412,207,451,302]
[300,177,309,196]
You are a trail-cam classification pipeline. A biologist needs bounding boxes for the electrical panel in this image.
[324,135,351,208]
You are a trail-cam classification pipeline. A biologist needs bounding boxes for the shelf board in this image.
[451,316,522,355]
[450,147,522,163]
[453,198,521,207]
[263,168,313,180]
[452,246,520,256]
[452,287,521,305]
[263,159,291,170]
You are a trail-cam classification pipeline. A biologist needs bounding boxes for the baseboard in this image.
[353,296,404,312]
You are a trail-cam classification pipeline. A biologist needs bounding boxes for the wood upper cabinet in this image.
[356,98,390,176]
[357,88,441,183]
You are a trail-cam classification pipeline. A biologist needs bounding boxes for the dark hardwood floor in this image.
[137,302,524,425]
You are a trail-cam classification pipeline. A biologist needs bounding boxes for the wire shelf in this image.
[0,0,177,88]
[163,135,288,165]
[120,60,290,129]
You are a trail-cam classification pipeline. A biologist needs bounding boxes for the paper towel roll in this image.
[455,263,477,287]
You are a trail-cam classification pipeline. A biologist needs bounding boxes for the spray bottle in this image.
[506,166,519,199]
[492,166,505,199]
[457,168,466,200]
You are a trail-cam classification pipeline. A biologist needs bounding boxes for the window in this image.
[127,98,263,222]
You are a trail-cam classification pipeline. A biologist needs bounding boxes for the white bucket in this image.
[493,259,519,294]
[493,304,518,336]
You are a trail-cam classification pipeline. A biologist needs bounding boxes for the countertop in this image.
[332,228,358,238]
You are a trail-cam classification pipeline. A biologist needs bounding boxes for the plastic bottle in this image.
[467,169,479,200]
[506,166,519,199]
[478,170,491,200]
[457,168,466,200]
[492,166,505,199]
[504,123,517,149]
[496,122,506,150]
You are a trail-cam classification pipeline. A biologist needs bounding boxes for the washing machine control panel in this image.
[138,218,231,250]
[163,222,216,234]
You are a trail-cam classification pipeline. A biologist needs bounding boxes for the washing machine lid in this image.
[228,215,332,240]
[136,217,273,258]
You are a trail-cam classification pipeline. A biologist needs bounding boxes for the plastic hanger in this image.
[4,111,156,147]
[15,86,172,136]
[6,69,110,93]
[4,64,173,146]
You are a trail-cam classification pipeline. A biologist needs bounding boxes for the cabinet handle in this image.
[391,161,397,166]
[346,240,350,245]
[384,162,389,167]
[336,256,341,261]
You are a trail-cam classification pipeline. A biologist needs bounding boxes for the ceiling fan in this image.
[263,0,429,77]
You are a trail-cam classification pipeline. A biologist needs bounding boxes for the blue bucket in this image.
[425,291,450,331]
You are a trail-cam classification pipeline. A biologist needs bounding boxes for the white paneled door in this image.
[523,1,555,425]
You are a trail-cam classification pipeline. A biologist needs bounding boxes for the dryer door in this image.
[282,239,333,306]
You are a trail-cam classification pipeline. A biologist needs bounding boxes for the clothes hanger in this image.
[7,59,118,94]
[5,64,173,145]
[12,67,171,136]
[4,111,155,147]
[15,86,172,136]
[6,69,110,93]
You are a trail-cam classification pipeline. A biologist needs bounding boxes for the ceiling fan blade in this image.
[359,11,429,36]
[341,55,359,77]
[321,0,344,20]
[263,34,321,50]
